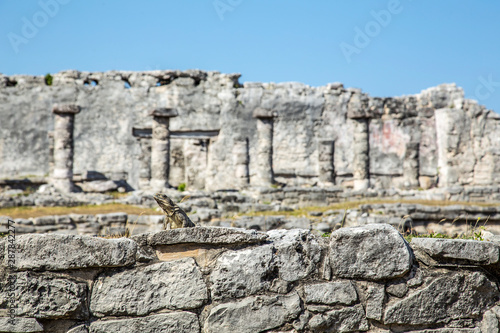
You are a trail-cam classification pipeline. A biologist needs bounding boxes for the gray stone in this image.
[0,272,88,319]
[32,216,56,226]
[384,271,499,325]
[303,281,357,305]
[90,258,207,316]
[205,292,301,333]
[359,282,385,321]
[481,309,499,333]
[329,224,412,280]
[412,328,483,333]
[308,304,369,332]
[67,324,88,333]
[96,212,128,225]
[0,317,44,332]
[147,226,268,246]
[411,238,499,265]
[267,229,322,282]
[79,180,118,193]
[89,312,199,333]
[386,281,408,298]
[5,234,136,270]
[210,245,275,300]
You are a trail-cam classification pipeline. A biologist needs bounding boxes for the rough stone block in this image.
[267,229,322,282]
[308,304,369,332]
[32,216,56,226]
[5,234,136,270]
[329,224,412,280]
[205,292,301,333]
[96,212,128,225]
[0,272,88,319]
[384,271,499,325]
[67,324,88,333]
[0,317,44,332]
[89,312,198,333]
[303,281,357,305]
[147,226,268,246]
[411,238,499,265]
[210,245,275,300]
[90,258,207,316]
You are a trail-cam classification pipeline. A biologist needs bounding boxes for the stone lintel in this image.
[253,108,277,119]
[150,108,179,118]
[52,104,81,114]
[145,227,268,246]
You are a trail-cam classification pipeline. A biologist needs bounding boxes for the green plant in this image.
[44,73,53,86]
[178,183,186,192]
[321,232,331,237]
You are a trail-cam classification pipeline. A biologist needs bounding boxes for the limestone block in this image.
[411,238,499,265]
[356,281,385,321]
[481,309,499,333]
[5,234,136,270]
[267,229,322,282]
[146,226,268,246]
[384,271,499,325]
[0,318,44,332]
[90,258,207,316]
[329,224,412,280]
[95,212,128,225]
[205,292,301,333]
[0,272,88,319]
[308,304,369,332]
[89,312,199,333]
[210,244,275,300]
[303,281,357,305]
[67,324,88,333]
[79,180,118,193]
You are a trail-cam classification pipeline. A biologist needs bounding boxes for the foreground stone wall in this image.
[1,225,500,332]
[1,70,499,192]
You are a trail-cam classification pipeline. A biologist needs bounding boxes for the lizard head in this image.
[153,192,176,213]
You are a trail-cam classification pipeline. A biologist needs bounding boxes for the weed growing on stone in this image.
[404,216,489,242]
[44,73,53,86]
[178,183,186,192]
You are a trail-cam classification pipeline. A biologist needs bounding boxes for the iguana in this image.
[153,193,196,229]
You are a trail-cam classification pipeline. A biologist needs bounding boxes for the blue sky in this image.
[1,0,499,112]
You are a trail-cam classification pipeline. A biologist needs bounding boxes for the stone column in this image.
[149,108,178,191]
[51,104,81,193]
[318,139,335,186]
[48,131,54,177]
[403,142,420,188]
[401,118,421,188]
[233,138,249,188]
[138,138,152,189]
[352,118,370,191]
[252,108,277,187]
[435,108,462,187]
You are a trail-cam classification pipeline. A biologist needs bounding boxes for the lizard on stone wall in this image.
[153,193,196,229]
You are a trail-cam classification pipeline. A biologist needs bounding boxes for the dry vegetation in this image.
[0,203,161,219]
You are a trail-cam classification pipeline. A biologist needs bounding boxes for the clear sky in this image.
[1,0,499,112]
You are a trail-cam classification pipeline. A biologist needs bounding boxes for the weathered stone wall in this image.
[1,225,500,332]
[1,70,499,192]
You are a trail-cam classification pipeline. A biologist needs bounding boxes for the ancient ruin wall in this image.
[1,225,500,332]
[1,70,499,191]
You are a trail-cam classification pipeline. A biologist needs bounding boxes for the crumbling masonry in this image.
[0,70,499,193]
